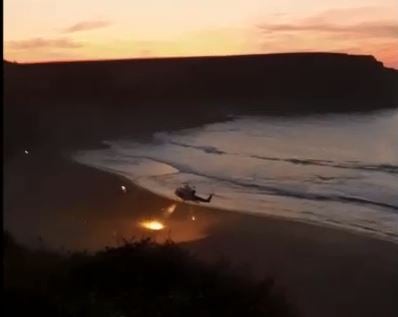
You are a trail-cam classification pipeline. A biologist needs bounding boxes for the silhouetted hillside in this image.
[5,53,398,106]
[4,232,298,317]
[4,53,398,156]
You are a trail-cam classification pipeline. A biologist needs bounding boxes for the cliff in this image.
[5,53,398,108]
[3,53,398,154]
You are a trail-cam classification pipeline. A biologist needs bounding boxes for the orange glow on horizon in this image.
[4,1,398,68]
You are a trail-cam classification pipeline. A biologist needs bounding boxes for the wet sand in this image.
[4,149,398,317]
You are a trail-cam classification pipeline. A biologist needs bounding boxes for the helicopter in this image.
[174,183,213,203]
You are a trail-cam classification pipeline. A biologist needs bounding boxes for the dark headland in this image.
[4,52,398,156]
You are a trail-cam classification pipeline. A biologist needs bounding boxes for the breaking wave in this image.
[73,109,398,243]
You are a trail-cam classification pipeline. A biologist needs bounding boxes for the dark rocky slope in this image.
[4,53,398,155]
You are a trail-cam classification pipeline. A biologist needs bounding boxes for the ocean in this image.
[74,108,398,242]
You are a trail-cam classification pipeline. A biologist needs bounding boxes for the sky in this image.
[4,0,398,67]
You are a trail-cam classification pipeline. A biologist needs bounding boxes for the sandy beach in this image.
[4,147,398,317]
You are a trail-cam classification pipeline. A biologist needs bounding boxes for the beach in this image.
[5,2,398,315]
[4,148,398,317]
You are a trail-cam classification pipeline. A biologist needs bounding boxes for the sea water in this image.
[74,108,398,242]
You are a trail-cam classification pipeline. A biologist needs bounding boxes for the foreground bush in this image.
[4,233,298,317]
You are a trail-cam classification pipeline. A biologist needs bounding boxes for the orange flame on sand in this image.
[140,220,165,231]
[167,203,177,214]
[163,203,177,217]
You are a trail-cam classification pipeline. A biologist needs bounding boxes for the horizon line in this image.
[5,51,382,66]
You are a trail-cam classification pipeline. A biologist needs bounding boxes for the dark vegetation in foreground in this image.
[4,232,298,317]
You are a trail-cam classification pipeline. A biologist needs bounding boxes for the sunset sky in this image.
[4,0,398,67]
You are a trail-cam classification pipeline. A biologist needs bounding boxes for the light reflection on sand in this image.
[73,109,398,243]
[132,203,220,244]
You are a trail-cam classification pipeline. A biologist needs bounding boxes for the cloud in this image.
[259,21,398,39]
[7,37,83,50]
[307,6,397,23]
[64,20,111,33]
[258,6,398,39]
[256,7,398,69]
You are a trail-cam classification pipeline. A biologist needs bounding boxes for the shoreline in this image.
[74,160,398,317]
[6,146,398,251]
[72,153,398,247]
[4,149,398,317]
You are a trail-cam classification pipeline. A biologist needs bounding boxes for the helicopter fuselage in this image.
[174,186,213,203]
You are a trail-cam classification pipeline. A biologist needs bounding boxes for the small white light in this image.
[191,216,196,221]
[24,150,29,155]
[121,185,127,193]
